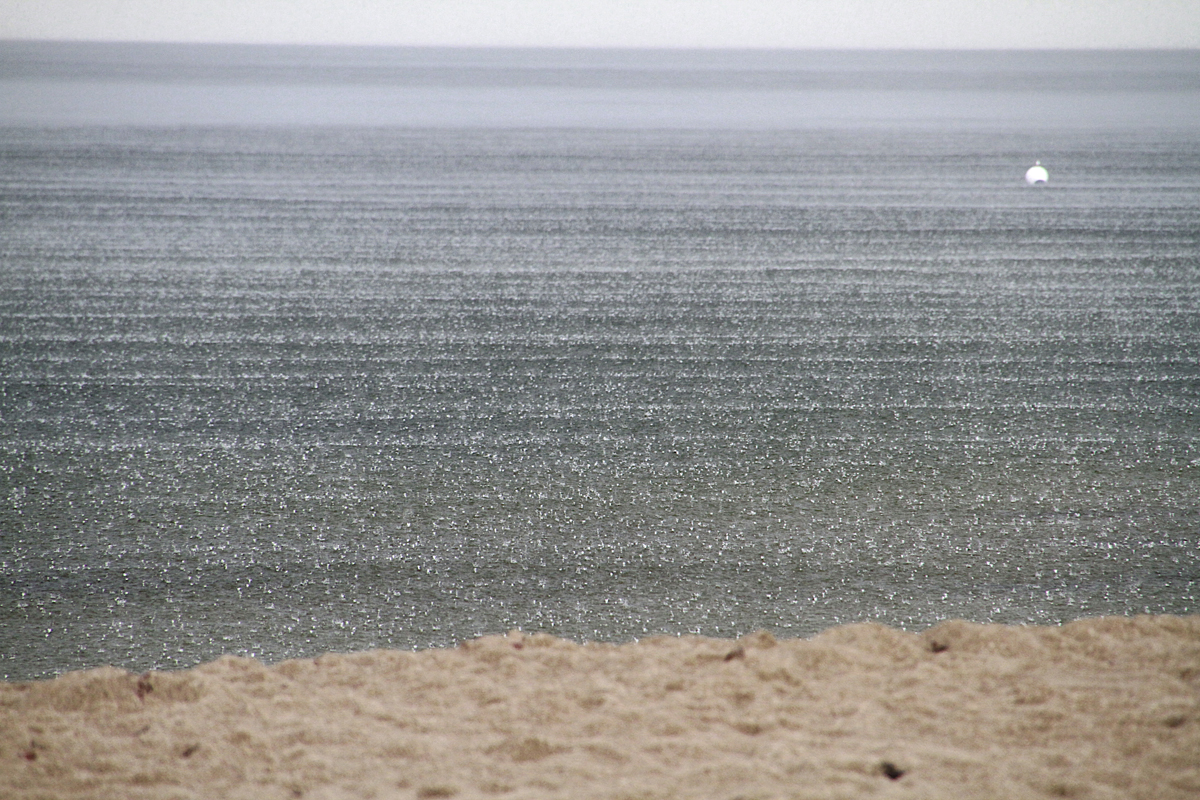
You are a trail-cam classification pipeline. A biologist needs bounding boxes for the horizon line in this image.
[5,38,1200,53]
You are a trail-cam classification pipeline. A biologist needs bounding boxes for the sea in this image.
[1,43,1198,681]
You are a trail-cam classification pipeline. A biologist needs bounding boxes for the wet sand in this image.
[3,616,1198,799]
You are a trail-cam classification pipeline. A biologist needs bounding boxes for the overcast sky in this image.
[3,0,1199,49]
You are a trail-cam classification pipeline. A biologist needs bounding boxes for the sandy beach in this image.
[3,615,1198,799]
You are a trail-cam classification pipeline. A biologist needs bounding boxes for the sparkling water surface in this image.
[2,51,1199,680]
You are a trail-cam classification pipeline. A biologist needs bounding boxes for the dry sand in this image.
[3,616,1198,800]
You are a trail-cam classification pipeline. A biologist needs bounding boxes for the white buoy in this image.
[1025,160,1049,185]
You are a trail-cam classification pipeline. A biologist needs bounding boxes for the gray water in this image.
[2,45,1199,681]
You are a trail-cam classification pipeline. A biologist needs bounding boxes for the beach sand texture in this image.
[3,616,1198,800]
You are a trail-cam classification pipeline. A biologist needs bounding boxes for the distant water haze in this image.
[2,42,1199,128]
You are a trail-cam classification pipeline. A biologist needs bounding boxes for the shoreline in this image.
[3,615,1199,799]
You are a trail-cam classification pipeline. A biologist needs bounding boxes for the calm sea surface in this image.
[2,45,1199,679]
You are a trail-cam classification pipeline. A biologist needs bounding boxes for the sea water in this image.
[1,45,1198,680]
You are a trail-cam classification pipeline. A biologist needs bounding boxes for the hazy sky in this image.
[3,0,1199,49]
